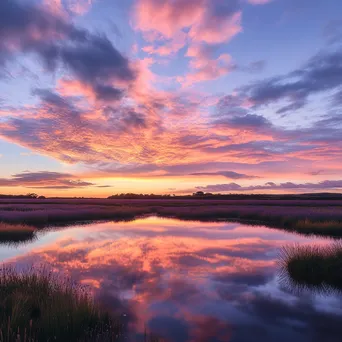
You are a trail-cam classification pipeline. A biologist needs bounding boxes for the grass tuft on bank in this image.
[0,223,36,245]
[278,243,342,293]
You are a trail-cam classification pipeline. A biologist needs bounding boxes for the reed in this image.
[0,267,123,341]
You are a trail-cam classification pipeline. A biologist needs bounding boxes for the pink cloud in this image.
[43,0,94,16]
[142,31,187,56]
[42,0,65,14]
[247,0,273,4]
[134,0,242,60]
[186,44,215,69]
[189,11,242,44]
[179,54,234,86]
[134,0,242,43]
[68,0,94,15]
[179,44,235,85]
[134,0,205,38]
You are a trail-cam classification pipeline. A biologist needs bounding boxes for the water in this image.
[1,217,342,341]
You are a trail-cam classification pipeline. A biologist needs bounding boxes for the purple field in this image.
[1,198,342,207]
[0,199,342,237]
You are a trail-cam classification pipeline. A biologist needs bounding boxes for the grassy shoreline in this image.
[0,200,341,237]
[0,223,37,245]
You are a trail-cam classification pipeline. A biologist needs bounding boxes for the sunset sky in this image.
[0,0,342,196]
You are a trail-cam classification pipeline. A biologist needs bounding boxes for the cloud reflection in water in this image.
[3,217,342,342]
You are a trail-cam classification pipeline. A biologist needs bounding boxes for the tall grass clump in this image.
[0,223,36,245]
[278,243,342,293]
[0,267,123,341]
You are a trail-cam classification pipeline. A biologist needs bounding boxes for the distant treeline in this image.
[0,193,45,199]
[2,192,342,201]
[107,192,342,200]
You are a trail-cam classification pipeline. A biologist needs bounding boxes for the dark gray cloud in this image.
[40,34,135,85]
[196,183,242,192]
[94,85,124,102]
[0,171,94,189]
[215,114,272,130]
[171,255,211,268]
[0,0,84,64]
[242,47,342,113]
[37,84,124,104]
[201,140,315,157]
[239,292,342,342]
[191,171,260,180]
[216,94,248,117]
[214,271,271,287]
[32,89,76,111]
[0,0,135,103]
[307,170,326,176]
[214,88,342,161]
[104,107,147,131]
[196,180,342,193]
[121,110,147,129]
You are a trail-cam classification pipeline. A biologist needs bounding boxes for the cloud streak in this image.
[0,171,94,189]
[196,180,342,193]
[242,48,342,114]
[191,171,260,180]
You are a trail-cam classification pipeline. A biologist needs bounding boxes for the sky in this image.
[0,0,342,197]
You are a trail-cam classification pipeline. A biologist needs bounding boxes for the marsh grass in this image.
[1,202,342,238]
[0,267,123,341]
[278,243,342,294]
[0,223,36,245]
[293,219,342,237]
[155,207,342,238]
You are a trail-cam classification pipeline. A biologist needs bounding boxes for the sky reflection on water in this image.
[1,217,342,342]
